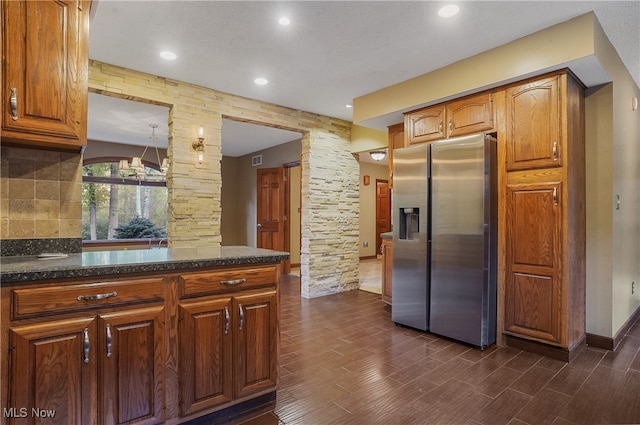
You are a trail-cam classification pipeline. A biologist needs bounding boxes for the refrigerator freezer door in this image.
[429,133,497,346]
[392,144,430,331]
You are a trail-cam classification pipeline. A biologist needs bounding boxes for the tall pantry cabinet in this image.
[501,70,586,357]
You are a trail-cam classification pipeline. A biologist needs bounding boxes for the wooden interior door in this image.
[257,168,285,251]
[376,179,391,255]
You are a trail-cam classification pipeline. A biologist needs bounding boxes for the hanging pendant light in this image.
[118,123,168,182]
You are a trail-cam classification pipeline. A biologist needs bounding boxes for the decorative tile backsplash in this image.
[0,146,82,242]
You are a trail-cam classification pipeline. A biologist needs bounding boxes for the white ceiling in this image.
[87,1,640,156]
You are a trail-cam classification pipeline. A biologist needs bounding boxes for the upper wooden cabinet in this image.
[505,75,562,171]
[405,104,446,144]
[387,123,404,188]
[1,0,90,150]
[404,92,494,145]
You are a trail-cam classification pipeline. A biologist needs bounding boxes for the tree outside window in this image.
[82,161,168,241]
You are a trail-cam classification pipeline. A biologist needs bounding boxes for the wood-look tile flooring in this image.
[199,272,640,425]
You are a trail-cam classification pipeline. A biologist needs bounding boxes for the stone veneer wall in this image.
[88,60,359,298]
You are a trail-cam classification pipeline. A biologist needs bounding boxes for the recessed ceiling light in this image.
[254,77,269,86]
[345,104,353,108]
[438,4,460,18]
[159,50,177,60]
[278,16,290,26]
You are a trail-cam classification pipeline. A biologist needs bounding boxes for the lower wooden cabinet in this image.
[381,238,393,304]
[2,263,280,425]
[98,306,165,425]
[178,296,234,415]
[504,180,562,344]
[7,306,165,425]
[8,317,97,425]
[178,289,278,417]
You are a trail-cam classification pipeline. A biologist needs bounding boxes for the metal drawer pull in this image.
[449,119,454,132]
[553,187,558,205]
[238,304,245,331]
[10,88,18,120]
[224,307,230,335]
[77,291,118,302]
[220,278,247,285]
[553,142,558,160]
[83,328,90,364]
[438,120,443,134]
[106,324,112,358]
[380,244,385,255]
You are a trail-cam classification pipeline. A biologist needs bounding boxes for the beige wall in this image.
[358,161,388,258]
[350,124,387,153]
[352,13,640,340]
[89,61,358,299]
[220,139,301,249]
[591,19,640,337]
[289,166,301,266]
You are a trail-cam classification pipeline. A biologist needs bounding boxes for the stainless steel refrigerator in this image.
[392,133,497,347]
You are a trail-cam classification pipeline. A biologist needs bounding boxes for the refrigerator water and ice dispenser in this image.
[398,207,420,240]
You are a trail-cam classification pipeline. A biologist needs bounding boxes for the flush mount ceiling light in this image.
[278,16,290,26]
[345,104,353,108]
[254,77,269,86]
[159,50,177,60]
[438,4,460,18]
[370,150,387,161]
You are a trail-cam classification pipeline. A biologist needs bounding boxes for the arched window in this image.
[81,158,168,247]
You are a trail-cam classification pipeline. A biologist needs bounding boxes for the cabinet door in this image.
[405,105,446,145]
[381,240,393,304]
[178,297,233,416]
[233,290,278,399]
[98,306,165,425]
[446,92,494,137]
[505,76,561,171]
[387,123,404,188]
[1,0,89,149]
[8,317,97,425]
[504,181,562,344]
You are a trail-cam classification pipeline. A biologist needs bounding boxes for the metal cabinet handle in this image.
[77,291,117,302]
[380,244,385,255]
[553,142,558,160]
[10,88,18,121]
[224,306,230,335]
[106,324,112,358]
[238,304,244,331]
[83,328,90,364]
[553,187,558,205]
[448,119,454,132]
[438,120,443,134]
[220,278,247,285]
[256,223,262,228]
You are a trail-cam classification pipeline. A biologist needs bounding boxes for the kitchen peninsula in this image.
[1,246,289,424]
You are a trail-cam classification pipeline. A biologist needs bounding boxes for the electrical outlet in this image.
[363,241,369,247]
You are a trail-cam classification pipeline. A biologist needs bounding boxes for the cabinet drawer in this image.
[179,265,277,298]
[12,278,164,319]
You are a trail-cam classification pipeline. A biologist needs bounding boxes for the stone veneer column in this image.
[88,60,359,298]
[300,128,360,298]
[167,105,223,246]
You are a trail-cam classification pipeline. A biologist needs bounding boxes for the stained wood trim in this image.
[586,303,640,351]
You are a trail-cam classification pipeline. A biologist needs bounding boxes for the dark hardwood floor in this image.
[202,274,640,425]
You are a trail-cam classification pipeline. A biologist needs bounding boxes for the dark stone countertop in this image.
[380,232,393,240]
[0,246,290,285]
